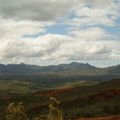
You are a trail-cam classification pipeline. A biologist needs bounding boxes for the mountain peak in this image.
[69,62,94,69]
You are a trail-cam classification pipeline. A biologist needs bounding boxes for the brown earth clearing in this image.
[76,115,120,120]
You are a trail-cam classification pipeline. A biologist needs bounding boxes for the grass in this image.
[0,79,98,94]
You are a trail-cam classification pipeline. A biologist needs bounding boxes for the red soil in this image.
[89,88,120,101]
[34,87,120,101]
[76,115,120,120]
[34,87,78,97]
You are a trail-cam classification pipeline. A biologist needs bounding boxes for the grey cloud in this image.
[0,0,76,21]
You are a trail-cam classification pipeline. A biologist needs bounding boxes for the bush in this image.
[48,97,63,120]
[6,102,28,120]
[5,97,63,120]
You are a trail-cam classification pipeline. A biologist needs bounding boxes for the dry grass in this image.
[5,97,63,120]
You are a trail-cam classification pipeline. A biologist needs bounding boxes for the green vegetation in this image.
[0,79,98,94]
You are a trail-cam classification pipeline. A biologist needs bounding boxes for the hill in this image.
[33,79,120,119]
[0,79,120,119]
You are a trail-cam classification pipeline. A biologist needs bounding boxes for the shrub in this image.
[48,97,63,120]
[5,97,63,120]
[6,102,28,120]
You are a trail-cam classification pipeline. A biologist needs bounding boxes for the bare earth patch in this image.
[76,115,120,120]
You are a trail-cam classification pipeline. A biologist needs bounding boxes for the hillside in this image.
[33,79,120,119]
[0,79,120,119]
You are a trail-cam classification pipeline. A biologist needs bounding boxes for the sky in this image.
[0,0,120,67]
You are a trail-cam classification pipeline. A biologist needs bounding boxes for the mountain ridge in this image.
[0,62,120,81]
[0,62,120,74]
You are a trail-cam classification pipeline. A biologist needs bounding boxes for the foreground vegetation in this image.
[6,97,63,120]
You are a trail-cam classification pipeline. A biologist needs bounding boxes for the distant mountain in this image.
[0,62,95,74]
[0,62,120,81]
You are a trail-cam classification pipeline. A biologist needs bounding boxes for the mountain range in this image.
[0,62,120,81]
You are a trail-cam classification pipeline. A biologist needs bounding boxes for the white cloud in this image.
[69,27,112,41]
[68,0,120,27]
[0,0,119,66]
[0,28,119,65]
[0,18,55,38]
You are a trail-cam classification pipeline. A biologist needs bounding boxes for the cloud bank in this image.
[0,0,120,66]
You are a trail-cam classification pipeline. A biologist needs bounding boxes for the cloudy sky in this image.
[0,0,120,67]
